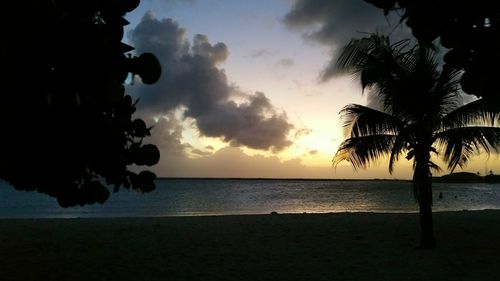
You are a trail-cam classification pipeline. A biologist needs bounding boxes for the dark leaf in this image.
[137,171,156,193]
[140,144,161,166]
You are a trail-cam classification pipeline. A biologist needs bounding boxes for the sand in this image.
[1,211,500,281]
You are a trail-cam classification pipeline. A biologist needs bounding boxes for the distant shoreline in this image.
[157,177,411,182]
[432,172,500,183]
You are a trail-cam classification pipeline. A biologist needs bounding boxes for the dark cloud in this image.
[128,12,293,152]
[284,0,411,81]
[284,0,391,45]
[194,92,293,151]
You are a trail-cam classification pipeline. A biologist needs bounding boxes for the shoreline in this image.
[3,208,499,220]
[2,210,500,280]
[2,208,499,220]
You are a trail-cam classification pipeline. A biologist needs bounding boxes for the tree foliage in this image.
[0,0,161,207]
[365,0,500,101]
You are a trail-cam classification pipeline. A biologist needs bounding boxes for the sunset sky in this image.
[124,0,499,179]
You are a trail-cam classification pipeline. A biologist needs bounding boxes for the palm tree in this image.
[333,34,500,248]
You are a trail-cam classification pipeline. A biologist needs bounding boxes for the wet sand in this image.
[1,210,500,281]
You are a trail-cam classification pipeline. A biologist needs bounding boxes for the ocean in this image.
[1,179,500,218]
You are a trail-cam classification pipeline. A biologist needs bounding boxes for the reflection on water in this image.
[1,179,500,218]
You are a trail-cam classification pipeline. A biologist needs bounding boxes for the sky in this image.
[123,0,499,179]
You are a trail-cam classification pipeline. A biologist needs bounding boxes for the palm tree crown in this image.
[333,34,500,181]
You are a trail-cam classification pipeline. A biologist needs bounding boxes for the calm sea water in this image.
[1,179,500,218]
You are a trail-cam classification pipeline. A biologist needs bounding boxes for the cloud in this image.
[276,58,294,67]
[144,0,197,10]
[152,146,327,178]
[190,148,212,157]
[146,113,189,156]
[284,0,411,81]
[128,11,293,152]
[294,127,312,138]
[309,149,318,155]
[150,146,411,179]
[195,91,293,151]
[249,49,276,59]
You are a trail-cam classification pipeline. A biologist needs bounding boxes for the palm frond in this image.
[336,34,399,91]
[429,66,462,117]
[333,134,396,171]
[383,48,444,121]
[434,127,500,171]
[388,126,415,174]
[428,160,442,173]
[335,35,387,73]
[372,48,433,119]
[439,99,500,131]
[340,104,403,138]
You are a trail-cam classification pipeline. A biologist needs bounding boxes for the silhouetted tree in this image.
[0,0,161,207]
[365,0,500,102]
[333,34,500,248]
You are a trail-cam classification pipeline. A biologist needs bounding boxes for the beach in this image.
[1,211,500,281]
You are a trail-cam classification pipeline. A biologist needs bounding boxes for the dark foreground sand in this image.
[1,211,500,281]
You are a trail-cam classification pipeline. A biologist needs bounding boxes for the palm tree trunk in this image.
[414,159,436,249]
[418,177,435,248]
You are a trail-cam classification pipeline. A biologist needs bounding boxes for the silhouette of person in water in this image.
[438,192,443,200]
